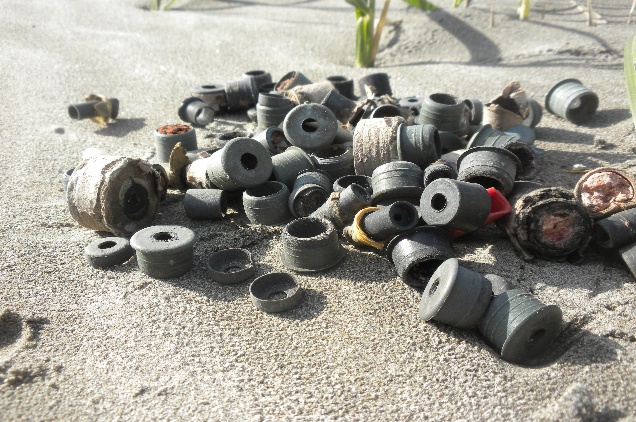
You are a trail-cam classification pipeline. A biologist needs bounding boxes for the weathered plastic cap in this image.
[478,289,563,364]
[283,103,338,151]
[420,178,491,232]
[130,225,198,279]
[178,97,215,127]
[545,79,598,125]
[84,237,133,269]
[207,248,256,284]
[249,272,303,313]
[280,217,346,272]
[419,258,492,329]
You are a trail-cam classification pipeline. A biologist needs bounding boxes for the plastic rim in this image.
[545,78,582,115]
[419,258,458,321]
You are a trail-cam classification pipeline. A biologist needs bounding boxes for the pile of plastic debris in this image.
[64,70,633,365]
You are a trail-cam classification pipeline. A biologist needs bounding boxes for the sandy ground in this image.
[1,0,636,420]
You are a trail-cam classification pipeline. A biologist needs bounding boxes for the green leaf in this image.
[452,0,464,6]
[624,33,636,129]
[346,0,371,14]
[401,0,437,11]
[149,0,160,10]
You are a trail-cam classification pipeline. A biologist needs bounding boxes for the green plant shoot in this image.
[346,0,436,67]
[624,34,636,129]
[345,0,375,67]
[519,0,531,19]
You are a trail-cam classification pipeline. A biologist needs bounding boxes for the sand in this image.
[1,0,635,419]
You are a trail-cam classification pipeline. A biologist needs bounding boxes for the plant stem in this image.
[370,0,391,66]
[163,0,177,10]
[519,0,530,20]
[623,34,636,128]
[354,0,375,67]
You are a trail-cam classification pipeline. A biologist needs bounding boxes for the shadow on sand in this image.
[95,118,147,138]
